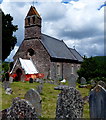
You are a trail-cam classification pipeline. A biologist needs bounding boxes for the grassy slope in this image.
[1,82,90,118]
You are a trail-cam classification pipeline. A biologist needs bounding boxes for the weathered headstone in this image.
[9,76,13,83]
[2,81,10,90]
[67,73,77,87]
[36,84,43,94]
[90,79,96,85]
[55,86,83,119]
[24,88,42,117]
[80,77,87,85]
[97,81,106,89]
[1,97,38,119]
[89,85,106,119]
[5,88,13,95]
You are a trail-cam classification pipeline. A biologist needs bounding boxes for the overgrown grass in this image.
[1,81,90,118]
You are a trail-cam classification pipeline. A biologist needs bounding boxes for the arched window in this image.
[27,48,35,57]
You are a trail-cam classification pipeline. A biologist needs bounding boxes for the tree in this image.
[77,56,106,82]
[77,57,98,81]
[2,10,18,61]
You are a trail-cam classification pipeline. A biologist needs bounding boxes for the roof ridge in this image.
[69,48,83,61]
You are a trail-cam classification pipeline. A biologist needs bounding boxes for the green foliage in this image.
[2,10,18,61]
[2,62,10,73]
[77,56,106,82]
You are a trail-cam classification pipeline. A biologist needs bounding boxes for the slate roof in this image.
[40,34,83,62]
[69,48,83,62]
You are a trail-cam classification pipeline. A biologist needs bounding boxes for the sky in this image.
[1,0,105,61]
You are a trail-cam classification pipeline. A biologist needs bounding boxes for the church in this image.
[11,6,83,81]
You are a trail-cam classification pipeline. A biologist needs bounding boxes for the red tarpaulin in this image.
[10,73,44,81]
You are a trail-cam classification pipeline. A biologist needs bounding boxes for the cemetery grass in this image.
[1,82,90,118]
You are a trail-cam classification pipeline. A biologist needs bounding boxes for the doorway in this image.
[15,68,22,81]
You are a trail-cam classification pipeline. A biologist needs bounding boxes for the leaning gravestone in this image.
[89,85,106,119]
[5,97,38,119]
[67,73,77,87]
[80,77,87,85]
[55,85,83,119]
[24,88,42,117]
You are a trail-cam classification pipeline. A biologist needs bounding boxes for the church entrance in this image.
[15,68,22,81]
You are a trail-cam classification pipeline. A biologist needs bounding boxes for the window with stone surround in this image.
[71,64,74,74]
[57,63,61,76]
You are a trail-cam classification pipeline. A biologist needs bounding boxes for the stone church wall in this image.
[13,38,51,79]
[49,62,80,80]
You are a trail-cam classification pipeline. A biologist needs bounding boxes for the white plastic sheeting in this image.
[19,58,38,74]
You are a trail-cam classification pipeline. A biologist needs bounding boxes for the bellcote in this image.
[25,6,41,27]
[24,6,41,39]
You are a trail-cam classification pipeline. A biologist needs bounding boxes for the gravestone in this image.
[97,81,106,89]
[9,76,13,83]
[36,78,44,84]
[24,88,42,117]
[1,97,38,119]
[2,81,10,90]
[67,73,77,87]
[80,77,87,85]
[89,85,106,119]
[90,79,96,85]
[5,88,13,95]
[55,86,83,119]
[36,84,43,94]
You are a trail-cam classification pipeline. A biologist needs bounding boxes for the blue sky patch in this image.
[61,0,79,4]
[0,0,3,4]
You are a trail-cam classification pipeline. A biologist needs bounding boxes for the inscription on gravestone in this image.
[67,73,76,87]
[89,85,106,119]
[24,88,42,117]
[55,86,83,119]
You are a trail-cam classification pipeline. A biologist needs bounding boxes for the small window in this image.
[71,64,74,74]
[77,65,80,70]
[32,16,35,24]
[27,48,35,57]
[28,18,30,25]
[57,63,61,76]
